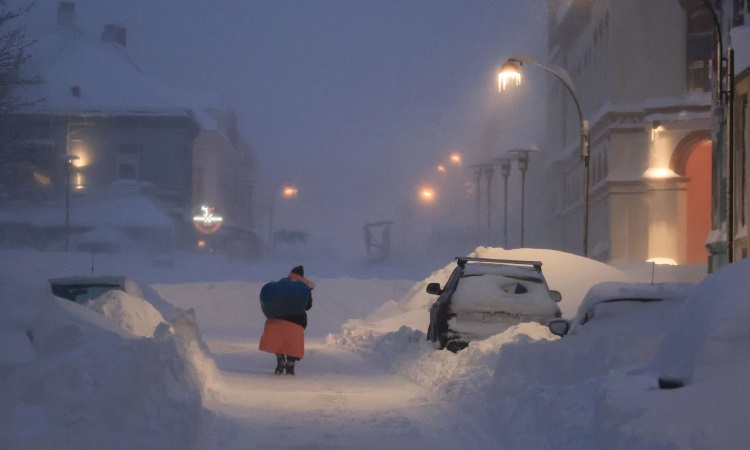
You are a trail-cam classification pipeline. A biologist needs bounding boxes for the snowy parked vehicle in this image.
[548,281,693,338]
[48,275,145,304]
[426,257,562,352]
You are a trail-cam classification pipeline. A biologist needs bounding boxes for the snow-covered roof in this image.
[18,24,192,117]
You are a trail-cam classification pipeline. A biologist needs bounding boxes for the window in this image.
[733,0,745,26]
[116,144,140,180]
[686,8,714,92]
[501,282,528,295]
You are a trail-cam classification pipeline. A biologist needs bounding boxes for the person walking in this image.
[258,265,314,375]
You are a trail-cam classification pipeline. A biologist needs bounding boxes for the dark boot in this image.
[285,357,296,376]
[274,354,286,375]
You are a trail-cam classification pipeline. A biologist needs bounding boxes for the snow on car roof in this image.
[48,275,130,286]
[575,281,693,320]
[462,263,543,282]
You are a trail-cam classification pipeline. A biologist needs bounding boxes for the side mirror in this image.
[548,319,570,337]
[425,282,442,295]
[550,290,562,302]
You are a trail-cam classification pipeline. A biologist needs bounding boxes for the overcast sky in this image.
[20,0,550,256]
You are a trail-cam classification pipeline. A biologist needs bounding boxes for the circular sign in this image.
[193,205,223,234]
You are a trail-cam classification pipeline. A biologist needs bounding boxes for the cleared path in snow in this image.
[198,336,499,450]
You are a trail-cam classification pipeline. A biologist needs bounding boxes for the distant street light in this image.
[498,54,590,256]
[419,186,436,203]
[268,179,298,250]
[62,153,80,251]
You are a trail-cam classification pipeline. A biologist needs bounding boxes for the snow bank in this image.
[0,254,218,449]
[594,258,750,449]
[85,290,165,337]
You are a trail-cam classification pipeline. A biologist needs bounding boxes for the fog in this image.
[15,1,551,260]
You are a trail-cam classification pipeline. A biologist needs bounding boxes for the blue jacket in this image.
[260,278,313,328]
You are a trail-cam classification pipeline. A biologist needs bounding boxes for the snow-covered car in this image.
[548,281,693,338]
[426,257,562,352]
[48,275,144,304]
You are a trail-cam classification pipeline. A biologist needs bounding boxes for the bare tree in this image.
[0,0,41,114]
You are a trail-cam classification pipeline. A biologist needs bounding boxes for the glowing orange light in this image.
[450,153,462,165]
[420,187,436,202]
[282,185,298,198]
[437,165,446,173]
[197,239,207,249]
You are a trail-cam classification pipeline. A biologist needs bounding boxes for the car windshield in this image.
[51,284,123,304]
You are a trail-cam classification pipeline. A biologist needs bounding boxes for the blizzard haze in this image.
[14,0,550,257]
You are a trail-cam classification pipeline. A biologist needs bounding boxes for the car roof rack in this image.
[455,256,542,271]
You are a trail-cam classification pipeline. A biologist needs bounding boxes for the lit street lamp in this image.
[268,179,298,250]
[498,54,591,257]
[419,186,436,203]
[62,153,80,251]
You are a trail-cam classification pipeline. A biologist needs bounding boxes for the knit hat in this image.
[291,265,304,277]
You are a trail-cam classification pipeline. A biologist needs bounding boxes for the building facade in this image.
[0,2,259,255]
[535,0,716,266]
[725,0,750,262]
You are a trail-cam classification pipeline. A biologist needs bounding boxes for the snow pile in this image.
[0,257,217,449]
[594,258,750,449]
[328,247,631,400]
[84,289,165,337]
[330,247,630,344]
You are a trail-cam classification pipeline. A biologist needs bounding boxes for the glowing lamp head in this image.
[282,185,298,198]
[420,187,435,203]
[450,153,462,165]
[498,60,522,92]
[437,165,446,173]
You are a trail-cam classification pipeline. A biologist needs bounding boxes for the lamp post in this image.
[268,179,297,250]
[496,157,512,248]
[699,0,734,265]
[507,148,538,248]
[498,54,591,257]
[484,164,494,244]
[62,153,80,251]
[473,165,482,242]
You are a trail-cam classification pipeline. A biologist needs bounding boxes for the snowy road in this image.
[198,336,499,450]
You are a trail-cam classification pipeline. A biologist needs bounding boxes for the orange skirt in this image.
[258,318,305,359]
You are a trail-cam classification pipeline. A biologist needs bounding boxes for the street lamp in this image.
[498,54,591,257]
[507,148,539,248]
[62,153,80,251]
[419,186,436,203]
[268,179,297,250]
